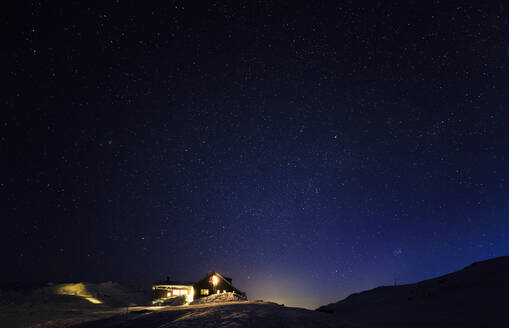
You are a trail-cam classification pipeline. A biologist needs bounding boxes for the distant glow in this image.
[173,289,181,296]
[180,289,188,295]
[167,291,171,297]
[56,283,103,304]
[212,275,219,286]
[84,297,103,304]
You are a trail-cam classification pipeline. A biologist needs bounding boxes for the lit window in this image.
[200,289,209,295]
[173,290,180,296]
[167,292,171,297]
[180,290,188,295]
[217,290,220,294]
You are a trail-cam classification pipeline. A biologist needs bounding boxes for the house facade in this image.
[152,272,245,303]
[152,278,195,303]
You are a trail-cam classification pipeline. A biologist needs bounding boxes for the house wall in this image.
[152,285,193,301]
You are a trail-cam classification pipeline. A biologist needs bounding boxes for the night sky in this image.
[3,1,509,309]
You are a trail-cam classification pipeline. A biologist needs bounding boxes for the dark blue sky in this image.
[3,1,509,308]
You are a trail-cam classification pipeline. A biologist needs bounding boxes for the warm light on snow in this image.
[56,283,103,304]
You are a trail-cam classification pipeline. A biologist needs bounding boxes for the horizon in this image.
[4,1,509,311]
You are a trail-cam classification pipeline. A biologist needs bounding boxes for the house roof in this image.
[153,280,194,286]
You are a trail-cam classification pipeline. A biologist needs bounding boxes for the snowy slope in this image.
[68,302,336,328]
[0,282,151,328]
[317,255,509,327]
[0,283,332,328]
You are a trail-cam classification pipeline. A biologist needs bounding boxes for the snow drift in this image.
[190,291,247,305]
[153,295,188,306]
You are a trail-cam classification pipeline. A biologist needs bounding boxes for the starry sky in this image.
[3,1,509,309]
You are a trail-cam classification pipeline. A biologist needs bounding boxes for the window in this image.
[173,289,180,296]
[200,289,209,295]
[167,292,171,297]
[180,290,188,295]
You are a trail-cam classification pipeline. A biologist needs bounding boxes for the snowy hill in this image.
[317,255,509,327]
[0,282,332,328]
[69,301,336,328]
[0,282,151,328]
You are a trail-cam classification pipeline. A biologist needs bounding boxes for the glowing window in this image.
[173,290,180,296]
[167,292,171,297]
[180,290,188,295]
[200,289,209,295]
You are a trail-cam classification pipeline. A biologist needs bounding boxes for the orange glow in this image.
[212,275,219,286]
[56,283,103,304]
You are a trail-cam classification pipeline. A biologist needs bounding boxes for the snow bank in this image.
[153,295,188,306]
[190,292,247,305]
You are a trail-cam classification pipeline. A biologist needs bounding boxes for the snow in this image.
[0,284,333,328]
[0,282,151,328]
[153,295,188,306]
[190,292,247,305]
[64,302,337,328]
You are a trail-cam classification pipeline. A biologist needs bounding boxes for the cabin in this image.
[152,277,195,303]
[152,272,245,304]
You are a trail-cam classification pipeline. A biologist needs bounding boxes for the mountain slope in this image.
[317,255,509,327]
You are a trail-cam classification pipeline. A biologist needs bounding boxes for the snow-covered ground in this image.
[0,283,332,328]
[67,302,336,328]
[0,299,334,328]
[0,282,151,328]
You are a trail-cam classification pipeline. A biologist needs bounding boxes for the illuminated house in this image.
[152,278,195,303]
[152,272,246,303]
